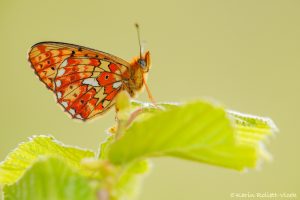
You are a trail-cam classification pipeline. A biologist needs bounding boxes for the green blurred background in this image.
[0,0,299,199]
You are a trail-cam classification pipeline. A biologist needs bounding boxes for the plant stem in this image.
[98,189,110,200]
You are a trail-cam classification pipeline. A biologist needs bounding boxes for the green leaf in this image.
[98,134,114,160]
[3,157,97,200]
[228,110,277,144]
[227,110,278,161]
[112,160,151,200]
[108,101,276,170]
[97,132,151,200]
[0,135,95,185]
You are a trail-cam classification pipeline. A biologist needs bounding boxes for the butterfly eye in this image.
[138,59,146,68]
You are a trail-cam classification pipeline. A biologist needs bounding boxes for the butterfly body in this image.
[28,42,151,121]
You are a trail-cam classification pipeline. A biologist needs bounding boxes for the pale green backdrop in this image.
[0,0,299,199]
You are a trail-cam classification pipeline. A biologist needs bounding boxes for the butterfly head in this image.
[137,51,151,73]
[134,24,151,73]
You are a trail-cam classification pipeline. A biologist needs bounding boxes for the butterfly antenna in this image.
[135,23,143,59]
[135,24,157,106]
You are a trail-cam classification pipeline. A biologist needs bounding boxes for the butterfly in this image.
[28,24,154,121]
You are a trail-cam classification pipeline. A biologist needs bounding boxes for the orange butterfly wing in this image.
[28,42,131,120]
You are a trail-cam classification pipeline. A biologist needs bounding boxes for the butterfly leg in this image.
[143,78,157,106]
[126,108,144,127]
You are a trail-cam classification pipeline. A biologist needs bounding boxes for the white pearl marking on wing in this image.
[57,68,65,77]
[57,92,62,99]
[112,81,122,89]
[82,78,100,87]
[60,59,68,67]
[76,114,83,119]
[55,80,61,87]
[69,109,75,115]
[61,101,68,108]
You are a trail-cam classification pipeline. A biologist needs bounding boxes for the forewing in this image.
[28,42,130,90]
[28,42,131,120]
